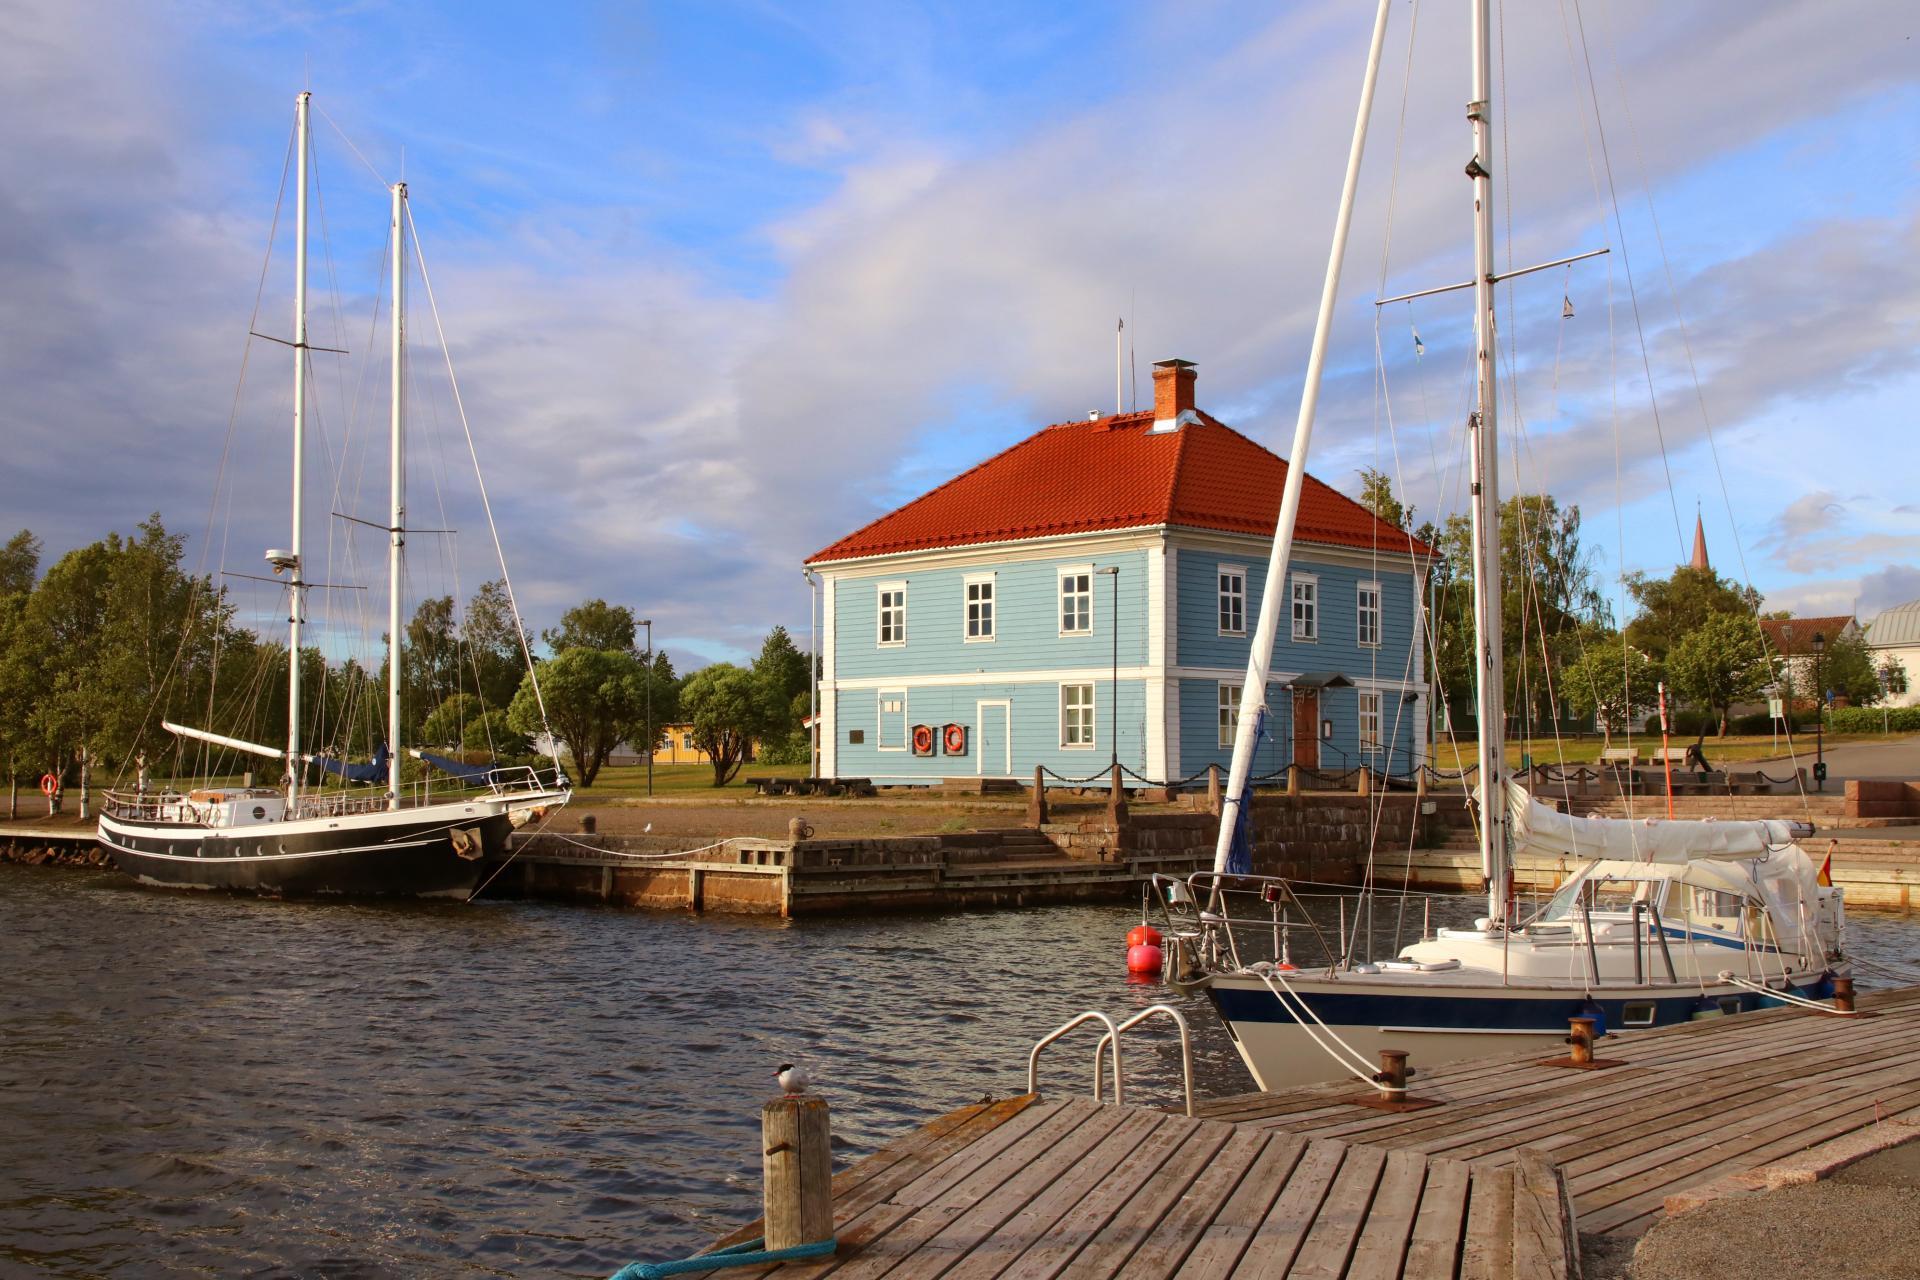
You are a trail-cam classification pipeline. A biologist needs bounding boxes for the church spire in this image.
[1689,506,1710,572]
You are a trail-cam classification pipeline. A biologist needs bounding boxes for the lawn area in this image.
[1425,731,1891,772]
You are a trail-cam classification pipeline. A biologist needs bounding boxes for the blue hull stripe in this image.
[1209,976,1832,1033]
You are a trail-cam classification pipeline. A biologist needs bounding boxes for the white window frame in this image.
[876,689,908,752]
[1218,564,1247,636]
[1291,572,1318,642]
[1060,682,1096,749]
[1358,690,1383,755]
[876,581,907,648]
[1058,566,1093,637]
[964,573,996,642]
[1356,580,1382,648]
[1217,681,1243,749]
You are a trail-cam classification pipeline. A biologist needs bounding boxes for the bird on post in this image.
[776,1063,811,1096]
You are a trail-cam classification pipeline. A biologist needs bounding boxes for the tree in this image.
[1357,467,1411,530]
[0,531,38,816]
[1623,566,1762,663]
[679,662,775,785]
[0,530,41,597]
[1668,613,1772,738]
[1814,629,1886,707]
[621,648,680,763]
[543,598,638,655]
[507,647,645,787]
[402,595,461,739]
[1562,636,1662,746]
[462,579,531,712]
[421,693,485,746]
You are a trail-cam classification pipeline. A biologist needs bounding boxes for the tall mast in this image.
[287,90,311,808]
[1466,0,1511,924]
[387,181,407,811]
[1212,0,1394,874]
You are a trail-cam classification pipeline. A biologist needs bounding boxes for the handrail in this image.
[1091,1004,1195,1117]
[1027,1011,1123,1104]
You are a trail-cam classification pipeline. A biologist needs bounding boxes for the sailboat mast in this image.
[1466,0,1511,923]
[388,181,407,811]
[287,90,311,808]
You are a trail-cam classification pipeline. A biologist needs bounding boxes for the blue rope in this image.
[609,1236,837,1279]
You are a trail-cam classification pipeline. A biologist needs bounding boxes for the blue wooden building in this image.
[804,360,1432,786]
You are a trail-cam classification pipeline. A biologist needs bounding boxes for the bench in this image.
[1599,748,1640,772]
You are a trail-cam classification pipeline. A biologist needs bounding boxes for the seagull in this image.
[776,1063,811,1095]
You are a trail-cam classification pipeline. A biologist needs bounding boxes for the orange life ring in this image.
[943,723,967,755]
[39,773,58,797]
[911,724,935,756]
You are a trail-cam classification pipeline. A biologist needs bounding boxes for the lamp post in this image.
[1097,566,1120,770]
[640,618,655,797]
[1811,630,1825,792]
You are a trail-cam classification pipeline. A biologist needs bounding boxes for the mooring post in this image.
[1106,763,1128,827]
[1207,764,1223,816]
[763,1092,833,1251]
[580,813,596,835]
[1027,765,1048,827]
[1375,1048,1410,1093]
[1567,1016,1597,1066]
[1287,764,1301,796]
[1833,975,1855,1013]
[1356,764,1370,797]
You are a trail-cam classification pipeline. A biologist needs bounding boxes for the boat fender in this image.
[1580,1000,1608,1038]
[1127,924,1162,949]
[1126,943,1163,975]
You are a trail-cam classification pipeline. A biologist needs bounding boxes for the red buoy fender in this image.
[1126,924,1162,949]
[1126,943,1164,974]
[39,774,57,797]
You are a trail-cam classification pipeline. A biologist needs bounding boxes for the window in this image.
[965,575,995,641]
[1358,691,1382,755]
[681,733,693,749]
[877,583,906,646]
[878,690,907,750]
[1357,581,1381,647]
[1291,574,1317,641]
[1217,682,1243,749]
[1060,569,1092,635]
[1061,683,1095,748]
[1218,567,1246,635]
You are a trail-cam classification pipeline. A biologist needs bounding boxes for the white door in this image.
[976,700,1011,776]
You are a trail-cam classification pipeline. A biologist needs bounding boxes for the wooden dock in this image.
[690,985,1920,1277]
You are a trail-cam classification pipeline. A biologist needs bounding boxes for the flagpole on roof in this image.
[1213,0,1393,876]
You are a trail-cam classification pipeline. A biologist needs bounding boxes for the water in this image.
[2,866,1915,1278]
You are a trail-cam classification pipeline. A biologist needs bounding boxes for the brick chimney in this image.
[1151,358,1198,432]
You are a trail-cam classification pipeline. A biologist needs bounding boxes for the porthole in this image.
[253,805,266,819]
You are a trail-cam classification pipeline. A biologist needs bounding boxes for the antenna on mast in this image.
[1115,317,1124,415]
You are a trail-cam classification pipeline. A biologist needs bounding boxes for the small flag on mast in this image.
[1562,295,1575,319]
[1411,325,1425,358]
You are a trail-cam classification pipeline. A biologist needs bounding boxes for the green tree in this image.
[402,595,461,738]
[462,579,531,712]
[1357,467,1411,530]
[0,530,41,597]
[421,693,485,746]
[1815,630,1885,707]
[1668,613,1772,738]
[679,662,775,785]
[542,598,638,655]
[507,647,646,787]
[1623,566,1762,663]
[622,648,680,763]
[1561,635,1662,745]
[0,531,39,815]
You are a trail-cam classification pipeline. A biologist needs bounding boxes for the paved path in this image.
[1752,733,1920,782]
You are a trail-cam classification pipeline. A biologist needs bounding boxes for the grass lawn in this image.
[1426,732,1892,772]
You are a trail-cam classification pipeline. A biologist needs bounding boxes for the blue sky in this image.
[3,0,1917,669]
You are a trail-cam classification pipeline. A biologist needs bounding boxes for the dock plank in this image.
[1052,1118,1238,1279]
[1398,1157,1470,1280]
[1286,1142,1387,1279]
[1229,1136,1348,1279]
[1173,1133,1308,1280]
[1508,1149,1575,1280]
[1458,1165,1513,1280]
[1342,1146,1428,1280]
[1119,1126,1271,1280]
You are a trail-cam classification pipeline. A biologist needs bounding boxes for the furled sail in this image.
[312,743,390,784]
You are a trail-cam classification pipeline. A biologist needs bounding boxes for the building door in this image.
[976,700,1011,776]
[1292,688,1319,771]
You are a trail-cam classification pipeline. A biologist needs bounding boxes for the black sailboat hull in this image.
[97,809,511,897]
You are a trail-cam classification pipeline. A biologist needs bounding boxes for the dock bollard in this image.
[1833,975,1855,1013]
[1567,1016,1597,1066]
[763,1093,833,1251]
[1375,1048,1411,1093]
[580,813,596,835]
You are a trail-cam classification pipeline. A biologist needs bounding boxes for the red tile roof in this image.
[1760,616,1859,655]
[808,410,1430,564]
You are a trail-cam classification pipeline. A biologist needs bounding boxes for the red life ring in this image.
[39,773,58,797]
[911,724,935,756]
[943,723,967,755]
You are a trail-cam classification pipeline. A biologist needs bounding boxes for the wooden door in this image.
[1292,688,1319,771]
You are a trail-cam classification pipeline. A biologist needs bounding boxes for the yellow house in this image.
[648,723,762,766]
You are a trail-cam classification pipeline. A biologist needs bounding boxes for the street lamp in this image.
[1097,566,1120,770]
[1811,630,1825,792]
[640,618,654,797]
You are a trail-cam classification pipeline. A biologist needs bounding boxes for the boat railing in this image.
[1150,871,1483,973]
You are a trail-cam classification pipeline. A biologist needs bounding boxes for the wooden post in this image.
[1356,764,1370,797]
[763,1094,833,1250]
[1106,762,1129,827]
[1287,764,1300,796]
[1207,763,1222,816]
[1027,766,1048,827]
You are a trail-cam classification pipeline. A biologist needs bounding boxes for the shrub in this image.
[1828,706,1920,733]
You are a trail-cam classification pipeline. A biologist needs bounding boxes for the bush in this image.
[1828,706,1920,733]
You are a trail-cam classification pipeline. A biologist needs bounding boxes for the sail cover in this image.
[1503,784,1803,864]
[313,743,390,784]
[418,751,505,785]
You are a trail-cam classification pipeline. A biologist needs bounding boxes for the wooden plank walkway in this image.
[687,986,1918,1277]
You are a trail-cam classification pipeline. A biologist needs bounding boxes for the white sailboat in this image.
[98,92,569,896]
[1164,2,1849,1091]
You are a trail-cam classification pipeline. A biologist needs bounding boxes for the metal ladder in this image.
[1025,1004,1195,1117]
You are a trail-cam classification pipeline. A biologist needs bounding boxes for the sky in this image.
[2,0,1917,670]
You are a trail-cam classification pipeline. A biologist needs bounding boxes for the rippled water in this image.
[3,865,1916,1277]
